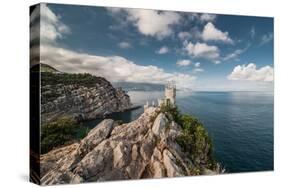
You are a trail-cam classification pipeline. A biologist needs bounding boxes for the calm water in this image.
[84,91,274,173]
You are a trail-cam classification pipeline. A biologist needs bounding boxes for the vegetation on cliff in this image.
[152,103,216,171]
[40,105,220,185]
[41,72,108,88]
[41,116,88,154]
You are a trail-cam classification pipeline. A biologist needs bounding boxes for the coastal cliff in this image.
[38,65,132,124]
[40,105,221,185]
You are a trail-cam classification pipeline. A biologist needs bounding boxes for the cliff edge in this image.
[40,69,132,124]
[40,105,221,185]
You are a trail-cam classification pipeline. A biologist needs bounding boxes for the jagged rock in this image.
[152,113,168,136]
[41,75,132,124]
[152,160,165,178]
[113,142,131,169]
[131,144,138,161]
[74,140,114,180]
[40,106,219,185]
[202,169,217,175]
[40,143,79,177]
[151,147,162,161]
[125,144,147,179]
[76,119,115,157]
[140,131,156,161]
[162,149,185,177]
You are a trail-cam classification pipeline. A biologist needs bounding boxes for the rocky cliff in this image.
[40,71,132,124]
[40,106,221,185]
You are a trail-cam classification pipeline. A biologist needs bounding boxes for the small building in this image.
[164,81,176,106]
[144,81,176,111]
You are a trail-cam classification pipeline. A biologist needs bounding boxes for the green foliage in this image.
[75,126,90,140]
[41,72,107,88]
[115,120,124,125]
[158,103,216,170]
[41,116,80,154]
[159,103,183,125]
[176,114,215,168]
[160,104,180,122]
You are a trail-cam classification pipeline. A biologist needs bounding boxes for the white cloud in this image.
[156,46,169,54]
[223,44,250,62]
[178,27,202,42]
[118,42,131,49]
[32,5,196,89]
[227,63,273,82]
[194,68,204,73]
[214,60,221,64]
[194,62,201,67]
[39,4,70,43]
[30,4,70,66]
[178,31,191,40]
[260,33,273,46]
[176,59,192,66]
[202,22,233,44]
[200,13,217,22]
[193,62,204,73]
[40,45,196,89]
[223,49,243,61]
[108,8,181,39]
[30,5,40,42]
[184,41,220,60]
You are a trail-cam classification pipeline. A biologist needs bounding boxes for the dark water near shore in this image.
[83,91,274,173]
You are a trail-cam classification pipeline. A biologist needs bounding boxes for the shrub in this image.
[41,72,106,88]
[175,114,215,168]
[159,103,182,124]
[158,103,216,170]
[41,116,79,154]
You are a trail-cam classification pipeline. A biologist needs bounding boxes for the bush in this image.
[176,114,215,168]
[41,116,79,154]
[41,72,107,88]
[158,103,215,169]
[159,103,182,124]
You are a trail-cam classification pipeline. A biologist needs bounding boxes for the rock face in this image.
[40,74,131,124]
[40,107,220,185]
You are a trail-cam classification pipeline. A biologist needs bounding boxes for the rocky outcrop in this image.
[40,107,220,185]
[152,113,168,136]
[40,74,132,124]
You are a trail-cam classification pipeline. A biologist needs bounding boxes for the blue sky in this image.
[31,3,274,91]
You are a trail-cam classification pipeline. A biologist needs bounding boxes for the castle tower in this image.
[165,81,176,106]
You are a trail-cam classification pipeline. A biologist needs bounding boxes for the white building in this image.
[164,81,176,106]
[144,81,176,110]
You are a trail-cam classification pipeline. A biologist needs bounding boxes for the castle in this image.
[144,81,176,110]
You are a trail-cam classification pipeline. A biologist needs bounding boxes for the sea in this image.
[83,91,274,173]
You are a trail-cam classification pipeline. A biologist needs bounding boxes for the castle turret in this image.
[165,81,176,106]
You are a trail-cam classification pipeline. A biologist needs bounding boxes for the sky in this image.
[30,3,274,91]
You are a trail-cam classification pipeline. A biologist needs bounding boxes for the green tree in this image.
[41,116,78,154]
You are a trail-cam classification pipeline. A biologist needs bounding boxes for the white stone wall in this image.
[165,87,176,105]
